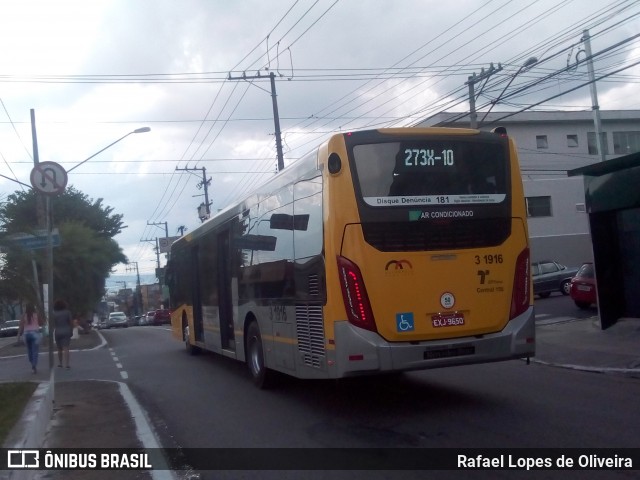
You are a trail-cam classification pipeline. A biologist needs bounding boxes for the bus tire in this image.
[246,320,272,389]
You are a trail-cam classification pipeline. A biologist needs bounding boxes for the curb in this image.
[530,357,640,376]
[0,371,55,480]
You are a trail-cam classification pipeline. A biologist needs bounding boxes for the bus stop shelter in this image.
[569,151,640,329]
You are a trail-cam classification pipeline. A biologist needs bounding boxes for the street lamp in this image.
[67,127,151,173]
[479,57,537,125]
[44,126,149,369]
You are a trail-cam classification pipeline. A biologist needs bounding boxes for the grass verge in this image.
[0,382,37,445]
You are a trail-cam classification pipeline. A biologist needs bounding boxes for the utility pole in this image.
[147,220,168,239]
[31,109,55,370]
[146,221,168,267]
[582,29,606,162]
[465,63,502,128]
[228,71,285,171]
[141,237,160,268]
[125,262,142,316]
[176,166,211,222]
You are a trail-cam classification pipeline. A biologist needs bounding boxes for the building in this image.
[140,283,163,313]
[569,152,640,328]
[419,110,640,265]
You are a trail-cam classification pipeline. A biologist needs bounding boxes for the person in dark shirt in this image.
[53,300,74,368]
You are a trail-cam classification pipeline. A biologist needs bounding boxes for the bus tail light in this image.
[510,248,531,320]
[337,255,377,332]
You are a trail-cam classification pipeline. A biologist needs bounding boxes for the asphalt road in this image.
[92,325,638,480]
[534,292,599,323]
[1,311,634,480]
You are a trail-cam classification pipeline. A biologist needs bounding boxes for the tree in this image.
[0,187,127,322]
[1,187,124,237]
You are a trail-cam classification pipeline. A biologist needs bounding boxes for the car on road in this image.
[106,311,129,329]
[143,311,155,326]
[153,309,171,325]
[532,260,580,298]
[570,262,597,309]
[0,319,20,337]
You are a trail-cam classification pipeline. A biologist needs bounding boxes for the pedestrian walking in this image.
[53,300,74,369]
[18,303,43,373]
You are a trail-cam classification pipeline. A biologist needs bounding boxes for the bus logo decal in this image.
[440,292,455,309]
[396,313,414,332]
[478,269,490,284]
[385,260,413,270]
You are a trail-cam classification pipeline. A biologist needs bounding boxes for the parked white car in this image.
[106,312,128,328]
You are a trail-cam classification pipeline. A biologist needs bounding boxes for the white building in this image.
[419,110,640,266]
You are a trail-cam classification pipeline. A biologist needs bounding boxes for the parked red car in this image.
[570,262,597,309]
[153,309,171,325]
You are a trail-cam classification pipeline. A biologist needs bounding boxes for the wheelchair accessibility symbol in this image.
[396,313,414,332]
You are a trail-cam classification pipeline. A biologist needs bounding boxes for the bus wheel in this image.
[246,321,272,388]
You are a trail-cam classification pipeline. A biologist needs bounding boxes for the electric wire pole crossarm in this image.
[146,221,168,268]
[175,166,212,221]
[479,57,538,126]
[466,63,503,129]
[228,71,285,172]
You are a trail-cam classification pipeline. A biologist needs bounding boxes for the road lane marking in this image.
[116,382,175,479]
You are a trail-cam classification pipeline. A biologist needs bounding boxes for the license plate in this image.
[431,313,465,328]
[577,285,592,291]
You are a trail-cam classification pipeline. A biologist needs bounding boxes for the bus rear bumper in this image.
[332,306,536,377]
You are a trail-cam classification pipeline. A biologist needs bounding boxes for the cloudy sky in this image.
[1,0,639,287]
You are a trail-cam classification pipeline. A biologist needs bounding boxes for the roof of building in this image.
[568,150,640,177]
[421,110,640,127]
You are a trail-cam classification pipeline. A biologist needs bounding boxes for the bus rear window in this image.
[352,140,508,207]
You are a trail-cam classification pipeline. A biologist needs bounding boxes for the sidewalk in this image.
[1,317,639,478]
[533,316,640,375]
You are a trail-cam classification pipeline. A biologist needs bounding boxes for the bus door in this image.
[191,246,204,342]
[217,229,235,351]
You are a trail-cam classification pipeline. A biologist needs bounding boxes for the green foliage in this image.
[0,187,127,319]
[0,382,37,444]
[53,222,127,317]
[1,187,124,237]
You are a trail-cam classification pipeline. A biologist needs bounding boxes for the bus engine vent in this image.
[296,304,325,368]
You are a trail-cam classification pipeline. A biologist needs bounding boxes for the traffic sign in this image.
[3,229,61,251]
[30,161,67,195]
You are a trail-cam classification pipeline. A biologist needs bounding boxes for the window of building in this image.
[613,131,640,155]
[536,135,548,149]
[587,132,608,155]
[567,134,578,148]
[526,196,552,217]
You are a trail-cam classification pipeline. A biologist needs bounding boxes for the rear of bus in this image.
[321,128,534,377]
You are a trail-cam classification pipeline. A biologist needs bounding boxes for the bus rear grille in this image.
[296,304,325,368]
[362,219,510,251]
[308,275,320,297]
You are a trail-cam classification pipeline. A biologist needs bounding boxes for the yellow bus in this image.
[167,127,534,387]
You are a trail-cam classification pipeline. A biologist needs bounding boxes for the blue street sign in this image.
[5,229,61,251]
